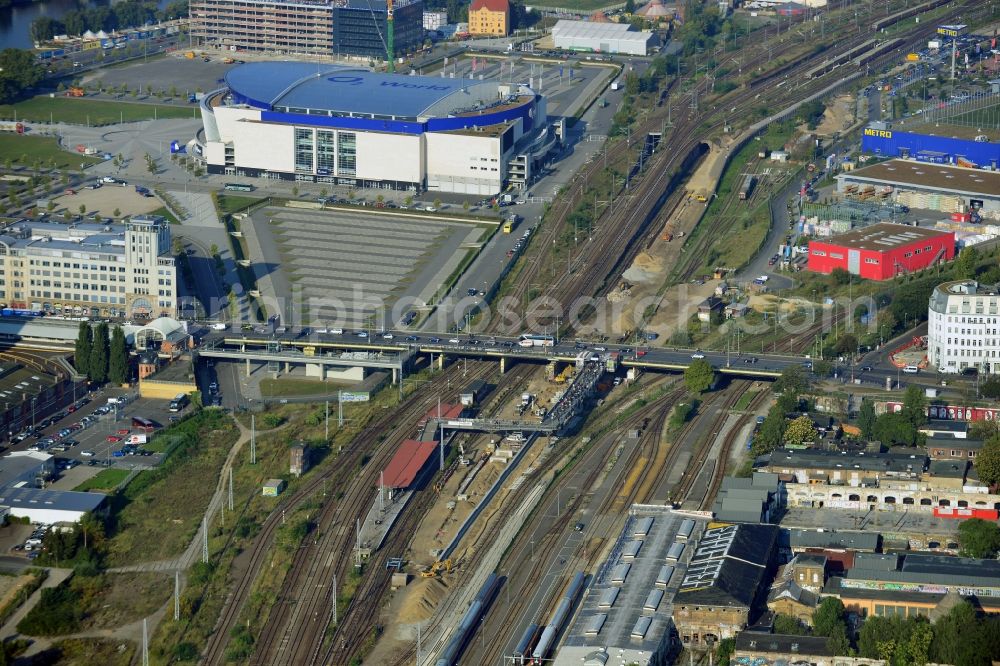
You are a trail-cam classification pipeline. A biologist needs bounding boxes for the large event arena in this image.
[198,61,553,195]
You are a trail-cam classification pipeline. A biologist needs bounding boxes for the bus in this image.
[169,393,189,412]
[224,183,254,192]
[502,215,519,233]
[132,416,155,432]
[518,334,555,348]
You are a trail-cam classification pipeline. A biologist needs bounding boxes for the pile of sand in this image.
[396,577,451,624]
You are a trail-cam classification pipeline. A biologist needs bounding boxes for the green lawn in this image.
[149,205,180,224]
[259,377,343,397]
[216,193,265,216]
[73,468,131,493]
[0,95,197,126]
[734,389,761,412]
[0,135,104,170]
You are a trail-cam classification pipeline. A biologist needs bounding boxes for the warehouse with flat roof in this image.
[836,158,1000,216]
[200,62,551,195]
[806,222,954,280]
[551,20,657,56]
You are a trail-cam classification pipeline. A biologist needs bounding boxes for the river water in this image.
[0,0,171,50]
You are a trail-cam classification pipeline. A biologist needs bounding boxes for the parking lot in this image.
[6,389,188,471]
[85,53,239,101]
[427,53,612,118]
[52,179,162,220]
[254,207,488,328]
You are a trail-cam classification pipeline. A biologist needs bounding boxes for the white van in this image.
[903,365,919,374]
[330,328,344,335]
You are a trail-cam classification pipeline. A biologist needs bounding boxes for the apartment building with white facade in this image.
[928,280,1000,374]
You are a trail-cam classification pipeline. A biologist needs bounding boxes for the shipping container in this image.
[933,507,999,520]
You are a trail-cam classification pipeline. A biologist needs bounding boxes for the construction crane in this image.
[386,0,395,73]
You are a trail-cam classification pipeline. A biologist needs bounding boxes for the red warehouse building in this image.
[806,223,954,280]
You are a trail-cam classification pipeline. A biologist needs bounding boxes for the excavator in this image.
[419,559,452,578]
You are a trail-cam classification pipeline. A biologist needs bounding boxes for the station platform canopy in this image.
[383,440,438,489]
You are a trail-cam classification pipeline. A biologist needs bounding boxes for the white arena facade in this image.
[199,61,550,195]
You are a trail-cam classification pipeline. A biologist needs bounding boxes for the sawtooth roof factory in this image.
[199,62,553,195]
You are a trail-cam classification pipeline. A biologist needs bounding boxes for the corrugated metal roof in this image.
[382,440,437,488]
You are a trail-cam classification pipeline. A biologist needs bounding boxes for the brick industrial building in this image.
[806,223,954,280]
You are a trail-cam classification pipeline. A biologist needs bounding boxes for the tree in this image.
[872,412,916,446]
[957,517,1000,558]
[88,322,109,383]
[833,333,858,357]
[954,246,979,280]
[0,49,44,103]
[813,598,847,638]
[684,359,715,394]
[624,0,635,12]
[981,377,1000,400]
[108,326,128,385]
[970,419,1000,441]
[73,321,91,378]
[773,365,808,397]
[113,207,121,218]
[773,613,808,635]
[975,437,1000,488]
[752,407,785,456]
[929,601,991,666]
[784,415,817,446]
[901,384,927,428]
[79,204,86,216]
[858,399,877,439]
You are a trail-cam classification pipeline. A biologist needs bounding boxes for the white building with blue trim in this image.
[200,62,553,195]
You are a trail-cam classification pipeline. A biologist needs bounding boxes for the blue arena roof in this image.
[225,62,496,119]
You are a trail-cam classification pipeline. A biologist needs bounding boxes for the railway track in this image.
[322,363,539,666]
[458,382,684,666]
[699,388,772,511]
[247,362,496,666]
[495,0,979,346]
[199,361,492,665]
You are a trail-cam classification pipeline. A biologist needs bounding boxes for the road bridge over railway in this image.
[206,328,805,379]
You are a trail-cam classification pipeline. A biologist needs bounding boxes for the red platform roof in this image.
[421,403,464,422]
[383,440,437,489]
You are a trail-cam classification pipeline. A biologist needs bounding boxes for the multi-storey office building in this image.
[0,217,176,319]
[190,0,423,59]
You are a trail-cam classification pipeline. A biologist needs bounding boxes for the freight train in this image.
[435,573,502,666]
